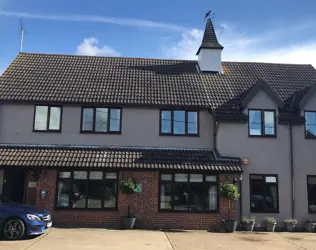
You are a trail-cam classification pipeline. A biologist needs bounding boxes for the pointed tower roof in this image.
[196,18,224,55]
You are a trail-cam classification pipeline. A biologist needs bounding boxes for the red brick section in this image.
[36,170,237,230]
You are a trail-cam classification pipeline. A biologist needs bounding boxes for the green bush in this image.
[284,218,297,224]
[220,183,240,200]
[242,217,256,224]
[120,178,136,194]
[265,217,277,224]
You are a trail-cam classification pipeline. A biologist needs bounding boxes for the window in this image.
[250,174,279,213]
[56,171,118,209]
[159,173,218,212]
[81,107,121,133]
[307,176,316,213]
[33,105,62,132]
[305,111,316,138]
[248,110,276,137]
[160,110,199,136]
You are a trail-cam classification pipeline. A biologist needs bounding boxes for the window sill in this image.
[80,131,121,135]
[33,130,61,133]
[159,133,200,137]
[55,207,118,211]
[250,210,279,214]
[305,136,316,140]
[158,209,219,214]
[308,211,316,214]
[248,135,277,138]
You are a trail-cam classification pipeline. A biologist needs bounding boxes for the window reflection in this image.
[187,112,198,134]
[249,110,261,135]
[161,111,171,133]
[264,111,274,135]
[305,112,316,138]
[110,109,120,132]
[82,108,94,131]
[173,111,185,134]
[95,108,108,132]
[34,106,48,130]
[49,107,61,130]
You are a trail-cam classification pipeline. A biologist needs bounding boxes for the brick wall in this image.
[36,169,237,230]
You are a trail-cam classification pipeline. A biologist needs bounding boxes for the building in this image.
[0,18,316,230]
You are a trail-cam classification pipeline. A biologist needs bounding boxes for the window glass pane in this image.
[160,183,172,209]
[49,107,61,130]
[173,111,185,135]
[109,109,121,132]
[174,183,189,211]
[71,180,87,208]
[74,171,87,180]
[265,185,278,210]
[250,177,264,212]
[187,112,198,134]
[89,171,103,180]
[161,174,172,181]
[104,181,117,208]
[87,181,102,208]
[161,111,171,133]
[305,112,316,137]
[59,172,71,179]
[206,175,217,182]
[56,180,71,208]
[95,108,108,132]
[189,182,204,211]
[106,173,117,179]
[82,108,94,131]
[264,111,275,135]
[190,174,203,182]
[249,110,262,135]
[265,176,277,183]
[175,173,188,182]
[34,106,48,130]
[308,176,316,185]
[206,184,217,210]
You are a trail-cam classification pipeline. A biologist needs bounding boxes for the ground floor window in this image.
[159,173,218,212]
[307,176,316,213]
[250,174,279,213]
[56,171,117,209]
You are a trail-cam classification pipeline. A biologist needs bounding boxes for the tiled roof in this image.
[196,19,223,54]
[1,53,316,114]
[0,145,241,172]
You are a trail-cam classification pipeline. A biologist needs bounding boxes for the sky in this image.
[1,0,316,74]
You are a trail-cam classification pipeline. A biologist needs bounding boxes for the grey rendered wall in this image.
[0,104,214,149]
[292,94,316,224]
[217,91,292,225]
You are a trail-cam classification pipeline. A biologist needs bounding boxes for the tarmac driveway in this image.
[1,228,316,250]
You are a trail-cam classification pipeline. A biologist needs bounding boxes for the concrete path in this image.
[1,228,316,250]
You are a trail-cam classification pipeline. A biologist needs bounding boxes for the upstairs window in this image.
[160,110,199,136]
[81,107,121,133]
[33,105,62,132]
[248,109,276,137]
[305,111,316,138]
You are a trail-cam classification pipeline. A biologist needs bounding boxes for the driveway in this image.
[1,228,316,250]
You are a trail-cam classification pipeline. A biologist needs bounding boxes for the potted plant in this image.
[242,217,255,232]
[220,183,240,233]
[284,218,297,232]
[265,217,277,232]
[120,178,137,229]
[305,220,316,232]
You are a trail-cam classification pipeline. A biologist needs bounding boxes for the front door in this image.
[2,169,26,204]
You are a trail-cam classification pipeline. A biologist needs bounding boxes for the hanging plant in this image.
[120,178,136,194]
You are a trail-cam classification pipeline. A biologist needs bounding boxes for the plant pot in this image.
[223,220,237,233]
[285,223,296,232]
[244,222,255,232]
[122,217,136,229]
[266,223,276,232]
[305,222,316,232]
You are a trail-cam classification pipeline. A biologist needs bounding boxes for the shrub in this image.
[219,183,240,200]
[284,218,297,224]
[120,178,136,194]
[265,217,277,224]
[242,217,256,224]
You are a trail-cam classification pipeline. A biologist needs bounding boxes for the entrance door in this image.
[2,169,26,204]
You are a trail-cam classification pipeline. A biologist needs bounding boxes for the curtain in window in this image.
[208,186,217,210]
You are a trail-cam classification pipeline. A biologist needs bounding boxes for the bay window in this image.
[159,173,218,212]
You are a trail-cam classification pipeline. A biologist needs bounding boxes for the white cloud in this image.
[164,24,316,67]
[76,37,120,57]
[0,10,186,31]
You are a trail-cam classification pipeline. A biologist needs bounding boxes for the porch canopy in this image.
[0,145,242,172]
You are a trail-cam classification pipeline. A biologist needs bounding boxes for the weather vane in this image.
[204,9,215,21]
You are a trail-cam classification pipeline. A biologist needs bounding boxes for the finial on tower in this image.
[204,9,215,22]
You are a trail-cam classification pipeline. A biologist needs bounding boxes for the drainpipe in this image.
[289,121,295,218]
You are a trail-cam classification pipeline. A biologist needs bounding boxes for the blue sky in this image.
[1,0,316,73]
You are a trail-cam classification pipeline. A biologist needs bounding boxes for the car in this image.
[0,199,52,240]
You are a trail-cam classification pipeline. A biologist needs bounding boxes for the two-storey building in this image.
[0,18,316,230]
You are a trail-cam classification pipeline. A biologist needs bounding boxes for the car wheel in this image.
[2,218,25,240]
